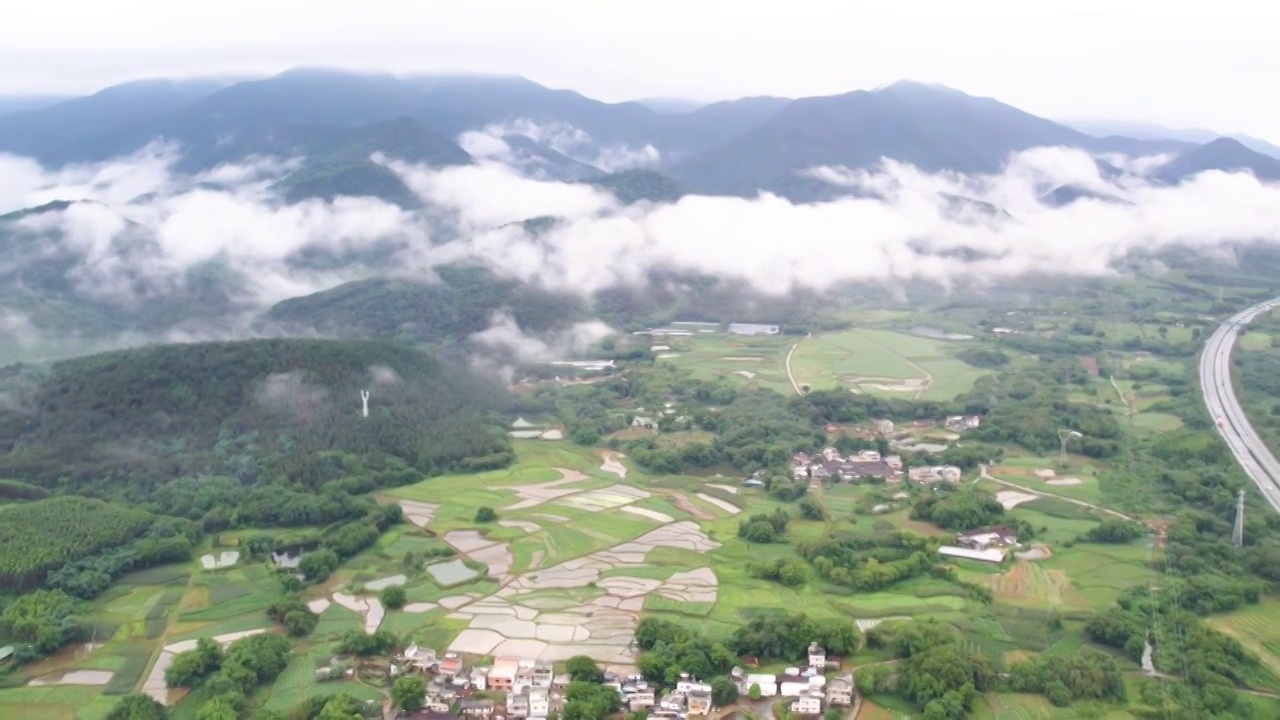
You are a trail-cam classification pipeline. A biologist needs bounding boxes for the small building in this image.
[743,478,766,489]
[778,673,812,697]
[884,454,903,470]
[631,416,659,430]
[627,688,656,711]
[939,546,1007,563]
[687,689,713,715]
[527,687,550,717]
[506,691,529,718]
[458,699,494,717]
[792,465,809,480]
[728,323,780,336]
[744,673,778,697]
[908,465,963,484]
[469,666,490,691]
[944,415,982,432]
[790,690,824,715]
[807,642,826,668]
[403,644,438,672]
[792,452,812,466]
[874,419,895,435]
[487,656,520,690]
[956,525,1019,550]
[437,654,463,679]
[826,677,853,706]
[847,460,893,480]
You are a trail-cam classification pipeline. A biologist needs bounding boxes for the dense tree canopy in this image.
[0,340,515,519]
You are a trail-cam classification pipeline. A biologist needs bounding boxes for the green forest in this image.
[0,338,514,501]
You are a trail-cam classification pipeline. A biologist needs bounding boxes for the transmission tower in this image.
[1233,489,1245,549]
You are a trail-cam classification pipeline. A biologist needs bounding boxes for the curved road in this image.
[1200,297,1280,512]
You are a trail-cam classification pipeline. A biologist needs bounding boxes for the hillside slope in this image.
[0,339,513,498]
[263,266,588,343]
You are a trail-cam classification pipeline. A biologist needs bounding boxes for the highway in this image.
[1200,297,1280,512]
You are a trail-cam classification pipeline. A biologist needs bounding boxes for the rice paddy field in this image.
[0,438,1186,718]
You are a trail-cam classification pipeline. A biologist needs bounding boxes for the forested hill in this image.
[0,339,514,499]
[263,265,590,343]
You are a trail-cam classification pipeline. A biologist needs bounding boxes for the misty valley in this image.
[1,68,1280,720]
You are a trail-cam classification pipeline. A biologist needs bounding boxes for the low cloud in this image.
[3,140,1280,347]
[399,146,1280,295]
[457,118,661,173]
[469,311,615,363]
[257,371,329,418]
[368,365,401,385]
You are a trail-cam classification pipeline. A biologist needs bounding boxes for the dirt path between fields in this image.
[653,489,715,521]
[979,465,1135,521]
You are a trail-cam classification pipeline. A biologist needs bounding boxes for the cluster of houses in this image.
[730,643,853,716]
[869,414,980,438]
[389,646,566,719]
[792,448,963,486]
[939,525,1021,564]
[389,643,855,719]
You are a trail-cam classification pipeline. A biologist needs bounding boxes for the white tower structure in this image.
[1233,489,1245,549]
[361,389,370,418]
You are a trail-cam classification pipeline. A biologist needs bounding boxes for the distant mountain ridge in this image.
[0,68,1274,208]
[1066,119,1280,160]
[1,69,1277,206]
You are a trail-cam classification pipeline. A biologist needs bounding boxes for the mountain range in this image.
[1,69,1278,348]
[1,69,1278,206]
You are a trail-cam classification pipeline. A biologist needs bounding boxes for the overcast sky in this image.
[4,0,1279,139]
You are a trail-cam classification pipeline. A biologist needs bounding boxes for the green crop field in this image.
[654,333,795,395]
[789,327,990,400]
[1208,598,1280,678]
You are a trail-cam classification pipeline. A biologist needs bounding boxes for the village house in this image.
[743,672,778,697]
[401,644,438,672]
[729,323,780,335]
[885,454,903,470]
[846,459,894,481]
[687,688,713,715]
[487,656,520,691]
[458,698,494,717]
[956,526,1019,550]
[632,415,659,430]
[792,451,812,466]
[626,686,656,711]
[404,709,457,720]
[526,686,550,717]
[658,691,686,713]
[908,465,963,484]
[944,415,982,432]
[437,653,463,679]
[506,691,529,718]
[469,666,489,691]
[808,642,826,668]
[790,690,824,715]
[874,418,895,435]
[826,677,854,706]
[793,464,810,480]
[779,673,817,697]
